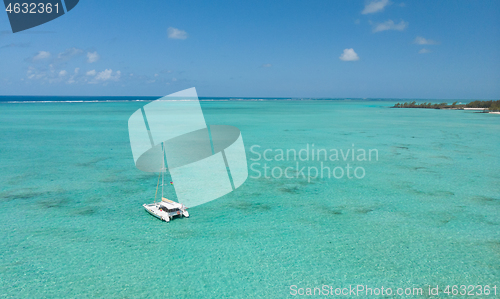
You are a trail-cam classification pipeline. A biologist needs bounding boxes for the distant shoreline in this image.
[392,100,500,114]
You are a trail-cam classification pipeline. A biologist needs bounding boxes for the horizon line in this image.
[0,95,498,101]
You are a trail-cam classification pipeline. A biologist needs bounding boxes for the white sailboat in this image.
[143,145,189,222]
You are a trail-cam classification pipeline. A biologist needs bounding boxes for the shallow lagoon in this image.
[1,99,499,297]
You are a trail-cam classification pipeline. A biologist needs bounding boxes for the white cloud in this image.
[167,27,188,40]
[26,66,42,80]
[339,48,360,61]
[413,36,438,45]
[0,42,29,49]
[95,69,112,81]
[418,48,431,54]
[87,51,100,63]
[373,20,408,32]
[262,63,272,68]
[354,19,361,25]
[57,47,83,60]
[67,68,79,84]
[33,51,51,61]
[25,65,65,83]
[24,62,122,85]
[29,48,83,64]
[362,0,390,14]
[94,69,121,82]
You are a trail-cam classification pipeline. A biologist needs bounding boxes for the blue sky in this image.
[0,0,499,98]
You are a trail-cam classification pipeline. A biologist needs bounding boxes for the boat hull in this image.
[143,204,168,221]
[143,203,188,222]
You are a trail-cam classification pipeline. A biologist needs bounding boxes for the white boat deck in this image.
[143,198,189,222]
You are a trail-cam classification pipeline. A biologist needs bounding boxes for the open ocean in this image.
[0,97,499,298]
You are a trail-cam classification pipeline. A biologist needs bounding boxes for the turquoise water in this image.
[0,100,499,298]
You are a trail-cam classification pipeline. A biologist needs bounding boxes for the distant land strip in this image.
[392,100,500,113]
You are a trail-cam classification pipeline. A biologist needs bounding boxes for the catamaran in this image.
[143,146,189,222]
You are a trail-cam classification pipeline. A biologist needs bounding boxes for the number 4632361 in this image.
[6,3,59,14]
[443,285,497,296]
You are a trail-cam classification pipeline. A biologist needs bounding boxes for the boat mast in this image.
[162,142,165,199]
[154,171,160,204]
